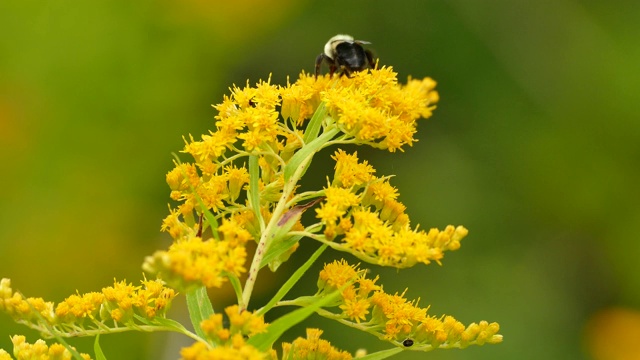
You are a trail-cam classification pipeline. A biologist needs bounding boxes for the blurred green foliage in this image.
[1,0,638,359]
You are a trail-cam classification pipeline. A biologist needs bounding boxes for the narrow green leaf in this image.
[94,334,107,360]
[262,197,325,270]
[357,348,404,360]
[152,316,192,334]
[259,235,302,270]
[186,286,215,339]
[248,155,262,225]
[132,315,201,341]
[224,271,244,305]
[133,314,152,326]
[284,127,339,182]
[258,244,327,315]
[248,281,342,351]
[199,203,219,241]
[302,102,327,144]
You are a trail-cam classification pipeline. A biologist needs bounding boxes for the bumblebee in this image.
[315,34,376,77]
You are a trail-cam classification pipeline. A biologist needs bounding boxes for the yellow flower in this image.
[314,152,469,268]
[315,186,360,227]
[225,164,250,202]
[0,279,56,325]
[412,316,503,349]
[308,67,438,152]
[195,174,230,212]
[10,335,92,360]
[184,130,236,164]
[356,275,381,298]
[280,72,331,123]
[180,335,267,360]
[331,150,375,188]
[0,278,175,337]
[280,78,314,125]
[237,107,279,151]
[144,219,250,291]
[136,278,176,318]
[362,181,399,206]
[378,198,407,226]
[313,150,468,268]
[55,292,104,322]
[166,163,200,192]
[218,217,254,247]
[313,259,501,349]
[340,297,370,323]
[200,313,230,342]
[318,259,359,292]
[161,206,196,240]
[281,328,352,360]
[223,305,268,337]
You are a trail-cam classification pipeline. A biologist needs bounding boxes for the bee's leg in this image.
[315,53,330,78]
[365,49,377,69]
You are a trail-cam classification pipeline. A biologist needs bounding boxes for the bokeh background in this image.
[1,0,639,359]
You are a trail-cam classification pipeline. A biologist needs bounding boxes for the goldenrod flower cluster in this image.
[201,305,268,343]
[317,150,468,267]
[1,336,91,360]
[0,277,175,337]
[282,68,438,151]
[180,305,273,360]
[281,328,352,360]
[180,338,267,360]
[147,67,440,293]
[1,66,502,359]
[143,216,252,291]
[316,260,503,350]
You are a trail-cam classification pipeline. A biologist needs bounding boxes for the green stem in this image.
[241,152,313,311]
[18,321,205,346]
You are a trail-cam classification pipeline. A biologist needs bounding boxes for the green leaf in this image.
[152,316,192,334]
[260,235,302,270]
[262,197,325,271]
[133,314,152,325]
[248,155,262,226]
[284,127,339,182]
[94,334,107,360]
[258,244,328,316]
[357,348,404,360]
[224,271,243,305]
[132,315,194,337]
[186,286,215,340]
[247,282,343,352]
[199,203,219,241]
[302,102,327,144]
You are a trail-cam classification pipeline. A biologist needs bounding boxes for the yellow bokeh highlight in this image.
[584,307,640,360]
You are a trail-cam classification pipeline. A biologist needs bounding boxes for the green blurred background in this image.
[1,0,639,359]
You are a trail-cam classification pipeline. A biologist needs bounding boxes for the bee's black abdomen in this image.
[335,42,367,71]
